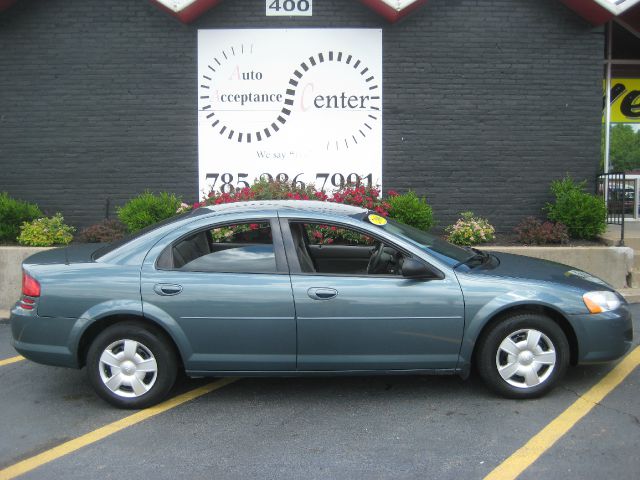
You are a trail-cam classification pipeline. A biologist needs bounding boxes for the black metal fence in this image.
[596,172,626,246]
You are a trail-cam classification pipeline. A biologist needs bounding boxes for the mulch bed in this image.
[481,233,605,247]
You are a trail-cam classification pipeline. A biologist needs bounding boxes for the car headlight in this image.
[582,291,621,314]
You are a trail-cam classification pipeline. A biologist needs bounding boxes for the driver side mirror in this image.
[402,258,444,280]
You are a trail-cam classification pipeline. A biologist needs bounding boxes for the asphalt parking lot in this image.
[0,308,638,480]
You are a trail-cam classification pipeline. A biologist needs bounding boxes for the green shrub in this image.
[446,211,495,246]
[117,191,182,233]
[545,176,606,240]
[18,213,75,246]
[0,192,43,243]
[387,191,434,230]
[78,219,127,243]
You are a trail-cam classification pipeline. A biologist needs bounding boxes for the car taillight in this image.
[22,271,41,297]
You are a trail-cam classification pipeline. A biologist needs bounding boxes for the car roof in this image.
[202,200,368,216]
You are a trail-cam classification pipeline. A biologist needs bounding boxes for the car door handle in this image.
[307,287,338,301]
[154,284,183,296]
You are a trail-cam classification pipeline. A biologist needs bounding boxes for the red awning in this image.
[149,0,223,23]
[148,0,430,23]
[148,0,640,27]
[620,3,640,32]
[358,0,428,22]
[0,0,18,13]
[560,0,640,26]
[2,0,639,29]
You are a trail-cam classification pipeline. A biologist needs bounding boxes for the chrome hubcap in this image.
[495,329,556,389]
[98,339,158,398]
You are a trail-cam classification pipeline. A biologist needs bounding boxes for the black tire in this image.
[476,313,569,399]
[86,322,178,409]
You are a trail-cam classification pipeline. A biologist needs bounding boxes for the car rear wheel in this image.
[86,322,178,409]
[476,313,569,399]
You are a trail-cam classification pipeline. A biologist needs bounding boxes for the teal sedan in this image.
[10,201,633,408]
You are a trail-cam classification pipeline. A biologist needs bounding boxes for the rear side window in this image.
[93,208,209,260]
[159,222,277,273]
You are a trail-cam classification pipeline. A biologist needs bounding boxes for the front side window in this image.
[162,222,276,273]
[378,218,470,265]
[304,223,375,246]
[289,221,405,276]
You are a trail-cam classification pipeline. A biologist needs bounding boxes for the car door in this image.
[140,215,296,373]
[282,218,465,371]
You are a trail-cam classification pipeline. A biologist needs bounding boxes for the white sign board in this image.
[266,0,312,16]
[197,29,382,196]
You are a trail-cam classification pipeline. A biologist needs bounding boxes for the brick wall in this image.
[0,0,604,231]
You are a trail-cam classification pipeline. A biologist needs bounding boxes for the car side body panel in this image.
[290,273,465,370]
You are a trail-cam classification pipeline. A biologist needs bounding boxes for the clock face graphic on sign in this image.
[198,42,381,151]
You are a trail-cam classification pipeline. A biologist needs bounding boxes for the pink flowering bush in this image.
[177,179,395,245]
[445,211,495,246]
[172,179,436,247]
[195,179,392,218]
[305,223,374,246]
[250,178,317,201]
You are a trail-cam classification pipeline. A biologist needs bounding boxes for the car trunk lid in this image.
[23,244,106,266]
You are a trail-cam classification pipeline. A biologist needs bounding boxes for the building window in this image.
[603,22,640,175]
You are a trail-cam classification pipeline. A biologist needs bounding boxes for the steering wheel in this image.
[367,241,386,274]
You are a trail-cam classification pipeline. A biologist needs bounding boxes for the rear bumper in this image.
[570,304,633,364]
[10,305,80,368]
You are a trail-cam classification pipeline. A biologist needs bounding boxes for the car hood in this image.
[466,251,614,292]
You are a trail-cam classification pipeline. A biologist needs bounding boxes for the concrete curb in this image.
[0,246,54,311]
[618,289,640,303]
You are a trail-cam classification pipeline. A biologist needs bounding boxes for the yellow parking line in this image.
[0,377,238,480]
[485,346,640,480]
[0,356,24,367]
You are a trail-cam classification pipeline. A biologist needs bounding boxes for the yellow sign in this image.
[368,214,387,225]
[606,78,640,123]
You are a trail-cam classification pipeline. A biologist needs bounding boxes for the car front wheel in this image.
[86,322,178,409]
[476,313,569,399]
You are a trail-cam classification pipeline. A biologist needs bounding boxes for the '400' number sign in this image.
[266,0,312,16]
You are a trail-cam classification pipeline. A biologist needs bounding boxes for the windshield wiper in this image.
[453,247,490,268]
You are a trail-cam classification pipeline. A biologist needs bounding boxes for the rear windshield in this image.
[92,209,210,260]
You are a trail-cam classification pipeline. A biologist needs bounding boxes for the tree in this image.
[609,124,640,172]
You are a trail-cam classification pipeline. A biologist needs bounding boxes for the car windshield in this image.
[92,208,210,260]
[379,218,471,265]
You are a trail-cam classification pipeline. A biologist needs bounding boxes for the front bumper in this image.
[10,305,80,368]
[570,303,633,364]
